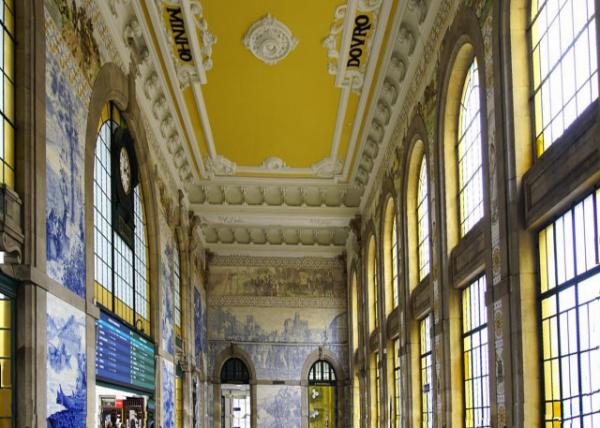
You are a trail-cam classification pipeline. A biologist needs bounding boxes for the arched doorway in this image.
[220,358,251,428]
[308,360,337,428]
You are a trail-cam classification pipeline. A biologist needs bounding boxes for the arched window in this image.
[308,360,337,428]
[0,2,14,188]
[367,237,378,332]
[384,199,400,311]
[417,156,430,281]
[530,0,598,155]
[93,103,150,334]
[420,315,433,428]
[174,242,182,340]
[220,358,251,428]
[538,188,600,425]
[457,59,484,236]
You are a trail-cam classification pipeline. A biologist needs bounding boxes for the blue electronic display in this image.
[95,311,155,393]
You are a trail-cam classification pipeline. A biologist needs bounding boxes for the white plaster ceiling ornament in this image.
[311,157,343,178]
[243,14,298,65]
[206,155,237,176]
[261,156,288,170]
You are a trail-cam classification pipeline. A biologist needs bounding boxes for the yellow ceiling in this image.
[188,0,361,171]
[144,0,395,179]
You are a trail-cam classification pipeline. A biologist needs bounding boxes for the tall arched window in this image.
[530,0,598,155]
[308,360,337,428]
[367,236,378,332]
[174,242,182,340]
[0,2,14,188]
[93,103,150,334]
[538,188,600,426]
[417,156,430,281]
[457,59,484,236]
[384,199,400,310]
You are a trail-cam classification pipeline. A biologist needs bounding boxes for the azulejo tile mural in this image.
[208,306,347,344]
[257,385,301,428]
[161,359,175,428]
[46,293,87,428]
[161,242,174,355]
[194,287,207,366]
[208,262,346,299]
[45,14,88,299]
[209,341,347,381]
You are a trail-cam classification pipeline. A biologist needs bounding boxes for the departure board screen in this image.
[96,311,155,393]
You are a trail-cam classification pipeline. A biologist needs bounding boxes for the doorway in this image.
[220,358,251,428]
[308,360,337,428]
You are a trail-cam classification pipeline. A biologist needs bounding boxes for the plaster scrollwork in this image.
[322,5,364,93]
[408,0,428,24]
[323,5,347,75]
[358,0,384,12]
[123,17,142,44]
[189,1,217,71]
[206,155,237,176]
[243,14,298,65]
[311,157,343,178]
[176,64,201,89]
[261,156,288,171]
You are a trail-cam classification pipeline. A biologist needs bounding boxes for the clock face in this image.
[119,146,131,194]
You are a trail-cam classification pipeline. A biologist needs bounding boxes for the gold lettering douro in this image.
[347,15,371,68]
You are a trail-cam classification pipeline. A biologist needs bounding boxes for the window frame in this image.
[527,0,599,157]
[93,103,151,338]
[461,276,491,428]
[420,314,433,428]
[536,185,600,426]
[417,155,430,282]
[456,58,485,237]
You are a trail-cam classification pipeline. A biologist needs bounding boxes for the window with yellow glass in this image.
[538,187,600,426]
[93,103,151,335]
[0,0,14,189]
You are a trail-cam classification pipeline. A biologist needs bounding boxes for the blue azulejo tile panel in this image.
[194,287,207,366]
[161,359,175,428]
[47,293,87,427]
[257,385,301,428]
[161,243,174,355]
[45,42,87,299]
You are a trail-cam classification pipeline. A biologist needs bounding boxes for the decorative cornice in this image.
[362,0,457,213]
[243,14,298,65]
